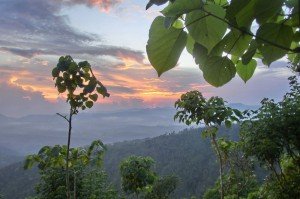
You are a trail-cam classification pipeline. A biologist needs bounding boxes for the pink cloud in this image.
[59,0,123,12]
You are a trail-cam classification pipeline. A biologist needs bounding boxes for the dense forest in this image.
[0,127,240,198]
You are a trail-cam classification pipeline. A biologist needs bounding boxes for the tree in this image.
[119,156,156,198]
[51,55,109,198]
[81,169,118,199]
[174,91,242,199]
[144,175,179,199]
[146,0,299,86]
[239,76,300,198]
[203,139,259,199]
[24,140,107,199]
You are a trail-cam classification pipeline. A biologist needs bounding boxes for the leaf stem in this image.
[198,9,297,53]
[182,14,211,29]
[183,7,298,53]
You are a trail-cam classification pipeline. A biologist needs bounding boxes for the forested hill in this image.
[0,126,239,198]
[0,146,23,168]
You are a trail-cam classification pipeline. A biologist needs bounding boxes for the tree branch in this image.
[56,113,69,122]
[198,9,297,53]
[183,7,298,53]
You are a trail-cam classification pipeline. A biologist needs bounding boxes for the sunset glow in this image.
[0,0,294,117]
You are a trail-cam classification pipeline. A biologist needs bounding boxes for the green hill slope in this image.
[0,126,239,198]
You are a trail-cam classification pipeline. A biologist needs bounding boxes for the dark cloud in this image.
[0,47,51,58]
[0,46,144,62]
[0,0,143,61]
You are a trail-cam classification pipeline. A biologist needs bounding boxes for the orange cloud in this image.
[1,54,211,109]
[9,75,58,101]
[90,0,123,12]
[115,57,151,71]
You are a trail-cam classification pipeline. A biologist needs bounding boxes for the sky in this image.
[0,0,295,117]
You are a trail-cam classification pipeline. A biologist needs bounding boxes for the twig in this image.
[56,113,69,122]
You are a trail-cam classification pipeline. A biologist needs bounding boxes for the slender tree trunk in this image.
[211,135,224,199]
[74,170,76,199]
[66,108,73,199]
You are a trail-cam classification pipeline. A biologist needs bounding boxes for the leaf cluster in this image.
[240,76,300,167]
[144,175,179,199]
[119,156,157,197]
[52,55,109,112]
[146,0,299,86]
[174,90,241,128]
[24,140,106,170]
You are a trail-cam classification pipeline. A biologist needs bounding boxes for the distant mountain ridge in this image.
[0,107,185,156]
[0,105,255,164]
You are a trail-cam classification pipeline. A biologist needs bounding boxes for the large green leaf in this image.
[256,23,293,66]
[226,0,257,28]
[186,35,195,55]
[147,16,187,76]
[285,0,299,27]
[236,59,257,83]
[202,56,236,87]
[193,43,208,69]
[254,0,284,24]
[211,0,228,6]
[161,0,203,17]
[242,40,258,65]
[218,30,252,57]
[186,4,227,52]
[164,17,180,29]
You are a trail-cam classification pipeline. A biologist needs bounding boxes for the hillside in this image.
[0,126,239,198]
[0,147,23,168]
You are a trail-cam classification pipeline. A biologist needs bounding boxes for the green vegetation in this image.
[174,91,242,198]
[197,76,300,199]
[120,156,156,198]
[23,56,110,199]
[144,175,179,199]
[238,76,300,198]
[119,156,178,198]
[81,169,117,199]
[24,141,110,199]
[52,55,109,198]
[0,127,224,198]
[146,0,299,86]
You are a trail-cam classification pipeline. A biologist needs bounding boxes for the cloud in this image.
[0,82,67,117]
[0,46,144,62]
[0,0,143,61]
[58,0,123,12]
[0,54,295,117]
[0,47,52,58]
[0,0,296,118]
